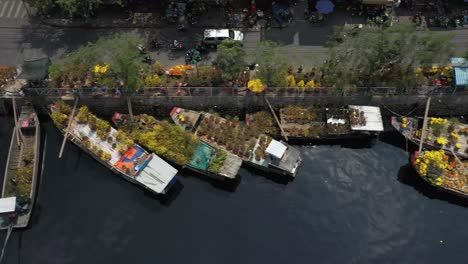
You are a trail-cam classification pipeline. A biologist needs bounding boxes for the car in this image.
[202,29,244,48]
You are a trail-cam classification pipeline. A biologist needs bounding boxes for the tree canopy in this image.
[213,39,246,82]
[28,0,126,18]
[255,41,289,87]
[49,32,146,93]
[321,24,455,91]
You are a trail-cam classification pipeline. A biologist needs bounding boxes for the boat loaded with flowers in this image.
[49,101,178,197]
[0,106,40,229]
[170,107,302,178]
[392,116,468,159]
[246,105,384,141]
[412,150,468,198]
[111,112,242,183]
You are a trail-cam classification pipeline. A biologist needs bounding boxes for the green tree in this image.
[321,24,455,92]
[255,41,288,87]
[29,0,126,18]
[213,39,246,82]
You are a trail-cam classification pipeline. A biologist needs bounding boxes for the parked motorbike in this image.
[194,42,208,53]
[138,44,148,54]
[143,55,154,64]
[185,49,201,64]
[187,12,198,25]
[170,40,185,50]
[305,11,324,24]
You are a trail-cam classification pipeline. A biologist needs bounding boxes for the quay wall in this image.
[1,95,467,123]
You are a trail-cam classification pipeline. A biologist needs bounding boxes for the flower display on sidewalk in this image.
[93,63,109,75]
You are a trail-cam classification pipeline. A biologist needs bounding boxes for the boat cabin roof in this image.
[136,154,178,194]
[266,139,287,159]
[0,197,16,213]
[349,105,384,131]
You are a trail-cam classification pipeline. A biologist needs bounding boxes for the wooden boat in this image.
[412,150,468,199]
[0,105,40,229]
[170,107,302,178]
[392,116,468,159]
[247,105,384,142]
[49,102,178,197]
[111,112,242,183]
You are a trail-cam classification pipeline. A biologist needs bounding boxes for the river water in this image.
[1,116,468,264]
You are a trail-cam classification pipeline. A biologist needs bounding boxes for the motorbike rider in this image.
[173,40,181,49]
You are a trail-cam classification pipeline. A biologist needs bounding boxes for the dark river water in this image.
[1,116,468,264]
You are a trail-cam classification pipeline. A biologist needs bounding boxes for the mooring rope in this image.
[382,104,419,118]
[0,224,14,263]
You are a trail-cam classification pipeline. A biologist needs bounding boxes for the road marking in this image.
[20,8,26,18]
[6,1,16,18]
[14,1,22,18]
[0,1,10,17]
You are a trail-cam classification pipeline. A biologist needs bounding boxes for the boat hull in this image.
[410,152,468,199]
[1,110,41,229]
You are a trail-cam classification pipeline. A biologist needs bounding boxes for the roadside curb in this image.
[38,18,283,31]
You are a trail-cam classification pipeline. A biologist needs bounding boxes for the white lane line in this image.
[6,1,16,18]
[0,1,10,18]
[20,8,26,18]
[13,1,22,18]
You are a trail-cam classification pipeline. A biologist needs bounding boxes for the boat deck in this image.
[392,116,468,159]
[170,107,201,131]
[1,106,39,229]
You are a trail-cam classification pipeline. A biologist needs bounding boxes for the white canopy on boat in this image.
[349,105,384,132]
[266,139,287,159]
[137,154,178,194]
[0,197,16,213]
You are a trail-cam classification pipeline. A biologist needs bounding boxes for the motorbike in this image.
[143,55,154,64]
[170,40,185,50]
[187,12,198,25]
[194,42,208,53]
[306,11,324,24]
[185,49,201,64]
[138,44,148,54]
[178,22,187,31]
[152,39,161,49]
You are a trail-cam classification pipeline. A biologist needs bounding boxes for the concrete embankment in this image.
[1,95,467,130]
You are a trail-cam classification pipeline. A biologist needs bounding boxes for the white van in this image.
[202,29,244,48]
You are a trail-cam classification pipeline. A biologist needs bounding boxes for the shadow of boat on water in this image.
[379,130,416,152]
[398,164,468,208]
[178,168,242,192]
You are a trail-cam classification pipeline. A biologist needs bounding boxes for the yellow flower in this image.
[402,123,407,128]
[455,143,462,149]
[248,79,265,93]
[286,75,296,87]
[297,80,305,87]
[436,137,448,145]
[415,68,423,74]
[430,117,448,126]
[427,136,432,141]
[450,132,459,142]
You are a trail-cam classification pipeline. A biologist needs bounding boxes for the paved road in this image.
[0,8,467,69]
[0,0,28,20]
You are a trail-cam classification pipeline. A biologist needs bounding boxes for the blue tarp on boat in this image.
[454,66,468,86]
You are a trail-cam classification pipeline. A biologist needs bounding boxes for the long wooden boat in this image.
[411,150,468,199]
[170,107,302,178]
[111,112,242,183]
[49,101,178,197]
[247,105,384,142]
[392,116,468,159]
[0,105,40,229]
